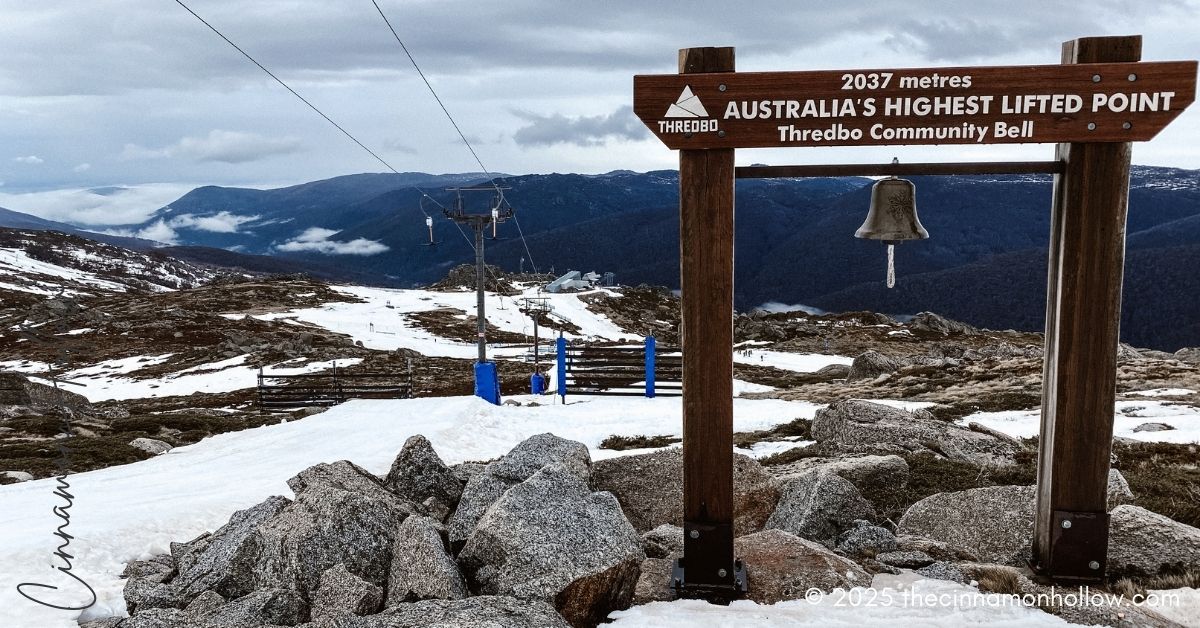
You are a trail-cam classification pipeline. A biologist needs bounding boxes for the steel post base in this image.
[669,557,748,604]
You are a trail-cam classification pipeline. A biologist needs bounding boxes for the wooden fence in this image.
[557,337,681,398]
[257,363,413,409]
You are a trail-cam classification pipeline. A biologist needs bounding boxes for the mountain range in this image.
[1,165,1197,350]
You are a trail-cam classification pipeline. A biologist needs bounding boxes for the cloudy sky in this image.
[0,1,1196,224]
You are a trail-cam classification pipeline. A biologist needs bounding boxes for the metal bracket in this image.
[1031,510,1109,581]
[669,556,748,604]
[667,521,748,603]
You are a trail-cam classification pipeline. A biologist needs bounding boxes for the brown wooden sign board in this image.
[634,61,1196,149]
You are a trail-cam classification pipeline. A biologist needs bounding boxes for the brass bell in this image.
[855,163,928,288]
[855,176,929,242]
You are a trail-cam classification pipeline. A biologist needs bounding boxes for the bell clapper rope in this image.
[886,243,896,289]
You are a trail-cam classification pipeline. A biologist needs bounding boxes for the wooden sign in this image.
[633,61,1197,149]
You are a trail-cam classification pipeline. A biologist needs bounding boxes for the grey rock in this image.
[388,515,467,604]
[251,462,418,597]
[860,557,903,576]
[123,573,183,614]
[114,608,188,628]
[1108,469,1135,510]
[173,495,291,601]
[1173,347,1200,364]
[836,522,897,555]
[448,434,591,547]
[420,496,452,523]
[1,470,34,482]
[965,422,1025,449]
[1108,505,1200,576]
[182,590,225,617]
[915,561,967,583]
[384,435,463,520]
[641,524,684,559]
[770,455,908,506]
[78,619,125,628]
[313,564,383,619]
[876,550,935,568]
[286,459,387,497]
[846,350,901,382]
[487,433,591,482]
[1131,422,1176,433]
[459,465,644,627]
[362,596,570,628]
[632,558,676,606]
[121,555,175,580]
[910,312,978,335]
[203,588,308,626]
[1117,342,1144,362]
[812,363,851,381]
[736,529,871,604]
[895,535,979,562]
[812,400,1021,466]
[766,471,874,544]
[897,485,1035,566]
[170,533,211,577]
[450,462,486,484]
[129,437,172,455]
[448,472,514,548]
[590,447,780,536]
[0,371,92,410]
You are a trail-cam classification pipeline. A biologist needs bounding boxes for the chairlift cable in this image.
[172,0,480,252]
[371,0,539,271]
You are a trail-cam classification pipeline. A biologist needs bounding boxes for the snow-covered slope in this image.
[1,393,1194,627]
[0,394,813,627]
[0,228,214,300]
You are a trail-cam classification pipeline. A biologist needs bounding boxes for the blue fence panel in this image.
[645,336,656,398]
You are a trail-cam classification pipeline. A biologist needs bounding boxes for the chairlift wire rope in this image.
[370,0,540,274]
[172,0,535,314]
[171,0,479,252]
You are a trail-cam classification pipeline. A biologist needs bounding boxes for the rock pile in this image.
[97,422,1200,628]
[103,433,638,628]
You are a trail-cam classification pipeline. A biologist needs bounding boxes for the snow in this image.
[30,357,362,402]
[1149,588,1200,626]
[736,439,813,459]
[733,379,776,395]
[1,387,1194,626]
[0,394,815,627]
[609,574,1077,626]
[0,247,127,293]
[0,359,53,373]
[733,349,853,373]
[1131,388,1196,397]
[258,284,644,360]
[63,354,174,378]
[959,400,1200,444]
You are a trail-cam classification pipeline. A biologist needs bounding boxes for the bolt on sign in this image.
[634,62,1196,149]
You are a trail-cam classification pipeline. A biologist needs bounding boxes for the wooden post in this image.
[673,46,744,599]
[1033,35,1140,581]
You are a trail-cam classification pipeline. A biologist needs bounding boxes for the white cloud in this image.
[13,155,43,165]
[513,105,647,147]
[73,162,91,172]
[0,183,199,226]
[128,219,179,244]
[276,227,389,256]
[168,210,259,233]
[121,130,303,164]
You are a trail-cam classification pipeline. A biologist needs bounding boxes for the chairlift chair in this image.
[418,197,442,247]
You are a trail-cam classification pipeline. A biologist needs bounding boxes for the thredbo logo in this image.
[659,86,719,133]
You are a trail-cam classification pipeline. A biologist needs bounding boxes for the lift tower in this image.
[444,184,513,403]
